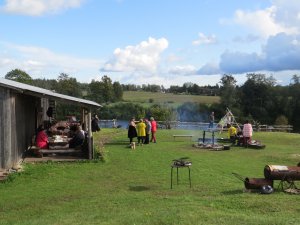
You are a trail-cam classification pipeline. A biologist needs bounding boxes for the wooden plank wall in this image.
[14,93,37,165]
[0,87,37,169]
[0,87,12,169]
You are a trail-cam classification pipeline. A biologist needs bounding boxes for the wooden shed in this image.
[0,78,101,170]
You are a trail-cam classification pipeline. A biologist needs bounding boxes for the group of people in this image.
[227,120,253,147]
[35,123,86,152]
[128,117,157,146]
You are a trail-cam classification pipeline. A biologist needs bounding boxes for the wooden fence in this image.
[99,119,293,132]
[255,125,293,132]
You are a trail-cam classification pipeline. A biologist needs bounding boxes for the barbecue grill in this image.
[201,128,218,145]
[171,157,192,189]
[264,165,300,190]
[232,172,273,191]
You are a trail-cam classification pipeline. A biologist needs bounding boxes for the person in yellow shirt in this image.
[136,119,146,146]
[227,123,237,145]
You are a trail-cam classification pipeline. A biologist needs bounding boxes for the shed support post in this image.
[87,111,93,160]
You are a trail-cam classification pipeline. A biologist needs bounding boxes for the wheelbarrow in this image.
[232,172,273,190]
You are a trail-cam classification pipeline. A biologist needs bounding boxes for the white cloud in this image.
[192,33,217,46]
[197,62,221,75]
[216,1,300,77]
[165,54,182,63]
[219,51,264,74]
[233,34,260,43]
[168,65,197,76]
[0,43,102,80]
[1,0,85,16]
[228,2,299,38]
[272,0,300,29]
[219,33,300,74]
[101,37,169,73]
[0,58,13,67]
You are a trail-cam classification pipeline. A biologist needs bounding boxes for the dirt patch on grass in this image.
[290,154,300,159]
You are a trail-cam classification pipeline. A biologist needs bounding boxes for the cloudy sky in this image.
[0,0,300,86]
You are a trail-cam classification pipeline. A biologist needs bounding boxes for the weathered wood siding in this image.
[0,87,37,169]
[0,87,12,169]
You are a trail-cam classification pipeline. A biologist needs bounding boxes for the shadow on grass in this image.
[105,141,128,146]
[221,189,244,195]
[129,185,150,192]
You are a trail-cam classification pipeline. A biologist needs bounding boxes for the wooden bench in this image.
[173,135,194,141]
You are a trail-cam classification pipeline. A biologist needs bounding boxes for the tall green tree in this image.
[100,102,146,120]
[55,73,81,97]
[54,73,82,119]
[89,75,115,104]
[32,78,57,90]
[113,81,123,101]
[5,69,33,84]
[148,104,176,122]
[239,73,276,123]
[219,74,238,109]
[288,79,300,131]
[291,74,300,84]
[100,75,114,103]
[89,80,104,104]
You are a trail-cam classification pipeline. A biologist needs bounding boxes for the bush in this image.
[275,115,289,125]
[149,98,154,103]
[93,144,106,162]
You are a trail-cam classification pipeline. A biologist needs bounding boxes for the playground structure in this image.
[217,108,240,131]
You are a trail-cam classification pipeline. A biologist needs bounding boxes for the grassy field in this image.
[123,91,220,107]
[0,129,299,225]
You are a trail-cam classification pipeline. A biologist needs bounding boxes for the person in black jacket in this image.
[69,125,85,149]
[92,114,101,132]
[128,118,137,144]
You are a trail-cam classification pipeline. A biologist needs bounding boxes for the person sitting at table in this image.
[36,125,49,149]
[49,121,69,135]
[227,123,237,145]
[69,125,85,149]
[243,120,253,147]
[236,128,243,146]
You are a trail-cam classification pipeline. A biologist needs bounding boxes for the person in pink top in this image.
[242,120,253,147]
[150,117,157,143]
[36,125,49,149]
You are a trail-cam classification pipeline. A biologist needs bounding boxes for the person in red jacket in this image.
[150,117,157,143]
[36,125,49,149]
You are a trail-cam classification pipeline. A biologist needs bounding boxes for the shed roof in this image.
[0,78,101,108]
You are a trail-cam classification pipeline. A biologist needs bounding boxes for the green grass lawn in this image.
[123,91,220,107]
[0,129,299,225]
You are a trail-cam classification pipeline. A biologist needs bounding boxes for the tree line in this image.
[121,82,219,95]
[5,69,123,103]
[4,69,300,131]
[217,73,300,131]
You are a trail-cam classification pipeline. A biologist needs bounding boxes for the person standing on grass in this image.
[208,111,215,128]
[144,118,152,144]
[128,118,137,144]
[91,114,100,132]
[150,117,157,143]
[136,119,146,146]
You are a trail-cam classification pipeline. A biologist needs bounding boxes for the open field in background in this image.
[0,129,299,225]
[123,91,220,107]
